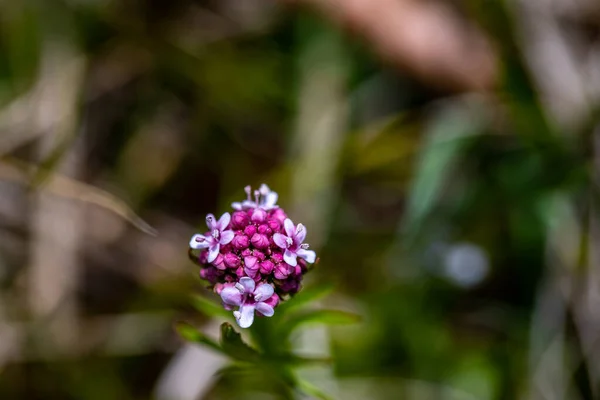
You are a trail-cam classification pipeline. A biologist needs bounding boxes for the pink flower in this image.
[273,218,316,267]
[220,277,276,328]
[189,213,235,263]
[189,184,319,327]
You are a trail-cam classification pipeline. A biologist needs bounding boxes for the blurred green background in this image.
[0,0,599,399]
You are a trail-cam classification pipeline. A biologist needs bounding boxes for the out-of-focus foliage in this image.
[0,0,599,399]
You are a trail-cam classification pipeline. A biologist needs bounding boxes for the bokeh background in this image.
[0,0,599,399]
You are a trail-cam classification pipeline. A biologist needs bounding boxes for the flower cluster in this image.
[189,184,317,328]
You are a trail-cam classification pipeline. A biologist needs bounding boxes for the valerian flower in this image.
[189,213,235,263]
[188,185,317,328]
[273,218,316,267]
[220,277,276,328]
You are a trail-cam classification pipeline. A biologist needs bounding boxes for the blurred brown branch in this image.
[280,0,498,92]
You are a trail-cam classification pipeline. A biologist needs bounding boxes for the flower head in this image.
[220,277,276,328]
[188,184,317,328]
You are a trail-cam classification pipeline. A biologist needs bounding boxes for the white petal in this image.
[189,234,210,249]
[207,244,220,263]
[259,184,270,195]
[236,304,255,328]
[255,302,274,317]
[220,230,234,245]
[273,233,289,249]
[254,283,274,300]
[238,277,255,293]
[284,218,295,237]
[231,202,242,210]
[216,212,231,231]
[294,223,306,244]
[297,248,316,263]
[284,249,298,267]
[220,287,243,306]
[206,214,217,230]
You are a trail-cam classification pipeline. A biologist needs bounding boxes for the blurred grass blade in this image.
[281,310,360,337]
[402,99,487,243]
[219,323,261,362]
[276,284,335,315]
[190,294,231,318]
[296,378,334,400]
[0,158,157,236]
[175,322,224,355]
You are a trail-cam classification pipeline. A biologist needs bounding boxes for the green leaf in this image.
[402,100,486,244]
[219,322,261,362]
[280,310,360,337]
[276,284,335,315]
[175,322,224,355]
[296,378,334,400]
[190,294,231,318]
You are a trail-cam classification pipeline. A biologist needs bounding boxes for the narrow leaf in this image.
[190,294,231,318]
[175,322,224,355]
[281,310,360,337]
[219,323,261,362]
[277,284,335,315]
[296,379,334,400]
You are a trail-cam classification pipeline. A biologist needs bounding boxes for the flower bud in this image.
[293,265,302,276]
[244,256,259,277]
[254,250,266,261]
[200,267,218,283]
[262,292,279,308]
[260,260,274,275]
[214,283,225,294]
[244,225,257,237]
[271,208,287,223]
[232,234,249,250]
[241,248,252,257]
[267,218,280,232]
[235,266,245,277]
[231,211,249,229]
[251,233,269,249]
[251,208,267,223]
[274,263,291,279]
[280,278,300,294]
[224,253,241,268]
[271,252,283,264]
[212,253,226,270]
[258,224,272,235]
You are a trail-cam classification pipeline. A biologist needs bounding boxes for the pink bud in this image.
[251,233,269,249]
[232,234,249,249]
[244,256,258,268]
[235,266,245,277]
[244,225,257,237]
[271,208,287,223]
[251,208,267,223]
[254,250,266,261]
[267,219,280,232]
[274,263,291,279]
[241,248,252,257]
[260,260,274,274]
[212,253,226,270]
[262,292,279,308]
[231,211,249,229]
[199,250,208,264]
[258,224,272,235]
[244,256,260,278]
[280,278,300,294]
[214,283,225,294]
[224,253,241,268]
[293,265,302,276]
[271,252,283,264]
